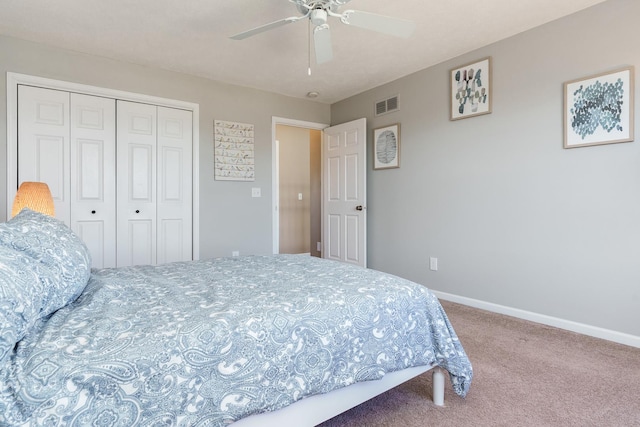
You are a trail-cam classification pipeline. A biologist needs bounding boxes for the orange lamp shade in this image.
[11,182,55,218]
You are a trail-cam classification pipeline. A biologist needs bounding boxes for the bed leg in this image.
[432,367,445,406]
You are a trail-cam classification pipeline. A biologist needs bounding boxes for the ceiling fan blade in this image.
[314,24,333,64]
[341,10,416,38]
[230,16,304,40]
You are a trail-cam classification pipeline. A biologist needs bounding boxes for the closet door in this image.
[117,100,157,267]
[15,82,194,269]
[157,107,193,264]
[17,85,71,224]
[70,93,117,268]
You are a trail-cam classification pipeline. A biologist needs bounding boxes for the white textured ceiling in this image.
[0,0,606,104]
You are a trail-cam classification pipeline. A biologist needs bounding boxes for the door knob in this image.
[91,210,96,214]
[135,210,140,214]
[355,205,364,211]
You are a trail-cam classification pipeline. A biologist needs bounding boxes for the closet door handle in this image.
[135,210,140,214]
[91,210,96,214]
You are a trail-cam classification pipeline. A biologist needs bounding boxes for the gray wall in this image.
[332,0,640,337]
[0,35,330,259]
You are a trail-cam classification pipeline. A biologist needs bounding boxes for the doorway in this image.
[275,125,322,256]
[272,116,367,266]
[272,117,328,255]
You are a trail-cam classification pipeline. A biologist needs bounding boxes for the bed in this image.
[0,209,472,426]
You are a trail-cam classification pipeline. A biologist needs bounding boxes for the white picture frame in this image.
[564,66,634,148]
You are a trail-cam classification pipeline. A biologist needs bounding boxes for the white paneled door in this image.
[322,118,367,267]
[10,74,198,267]
[18,92,193,268]
[18,87,117,268]
[117,100,158,267]
[70,93,117,269]
[157,106,193,264]
[116,101,193,267]
[17,85,71,225]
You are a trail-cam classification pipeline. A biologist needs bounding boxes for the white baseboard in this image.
[432,290,640,349]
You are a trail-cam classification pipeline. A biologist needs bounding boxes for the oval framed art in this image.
[374,123,400,170]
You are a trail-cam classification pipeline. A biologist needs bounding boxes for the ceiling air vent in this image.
[375,95,399,116]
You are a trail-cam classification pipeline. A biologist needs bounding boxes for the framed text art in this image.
[374,124,400,170]
[564,66,634,148]
[450,57,492,120]
[214,120,255,181]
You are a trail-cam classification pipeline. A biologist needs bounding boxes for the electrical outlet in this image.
[317,242,321,252]
[232,251,240,257]
[251,187,261,198]
[429,257,438,271]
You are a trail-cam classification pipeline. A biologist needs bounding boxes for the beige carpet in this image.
[318,301,640,427]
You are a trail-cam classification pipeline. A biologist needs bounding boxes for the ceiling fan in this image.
[230,0,416,65]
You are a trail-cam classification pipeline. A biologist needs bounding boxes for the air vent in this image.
[374,95,399,116]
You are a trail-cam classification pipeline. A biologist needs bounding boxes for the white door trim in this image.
[271,116,329,254]
[6,72,201,260]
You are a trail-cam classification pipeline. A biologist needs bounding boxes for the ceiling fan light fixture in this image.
[310,9,328,26]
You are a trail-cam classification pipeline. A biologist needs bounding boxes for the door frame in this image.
[6,72,201,260]
[271,116,328,254]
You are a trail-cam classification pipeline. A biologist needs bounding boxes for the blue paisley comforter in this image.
[1,254,472,426]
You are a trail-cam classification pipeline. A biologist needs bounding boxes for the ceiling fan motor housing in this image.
[310,9,328,26]
[296,0,342,17]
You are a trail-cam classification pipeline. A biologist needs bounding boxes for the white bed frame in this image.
[232,365,445,426]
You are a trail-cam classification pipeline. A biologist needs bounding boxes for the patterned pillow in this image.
[0,245,49,366]
[0,209,92,366]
